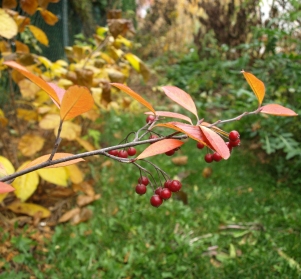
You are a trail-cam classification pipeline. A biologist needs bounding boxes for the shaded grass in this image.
[1,113,301,279]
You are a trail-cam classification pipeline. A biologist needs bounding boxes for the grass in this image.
[1,113,301,279]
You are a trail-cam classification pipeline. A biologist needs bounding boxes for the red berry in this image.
[197,142,205,149]
[164,180,172,189]
[155,187,163,195]
[230,139,240,147]
[149,134,158,144]
[225,142,233,153]
[146,115,156,124]
[204,153,213,163]
[165,149,175,156]
[159,188,172,200]
[169,180,182,192]
[212,152,222,162]
[138,176,149,186]
[127,147,137,156]
[118,150,128,158]
[108,149,118,156]
[135,184,147,195]
[150,195,163,207]
[229,130,240,141]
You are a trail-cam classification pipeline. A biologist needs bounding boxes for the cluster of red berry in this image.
[108,147,137,158]
[135,176,182,207]
[197,130,240,163]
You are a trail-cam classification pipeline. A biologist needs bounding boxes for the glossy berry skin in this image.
[229,130,240,141]
[138,176,149,186]
[225,142,233,153]
[127,147,137,156]
[230,139,240,147]
[155,187,163,195]
[108,149,118,156]
[146,115,156,123]
[169,180,182,192]
[204,153,213,163]
[197,142,205,149]
[159,188,172,200]
[164,180,172,189]
[212,152,222,162]
[165,149,175,156]
[118,150,128,158]
[135,184,147,195]
[150,195,163,207]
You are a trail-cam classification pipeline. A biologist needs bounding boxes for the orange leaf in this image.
[60,86,94,120]
[20,0,38,15]
[2,0,17,9]
[3,61,60,105]
[0,182,15,194]
[24,153,85,170]
[161,86,198,120]
[39,9,58,25]
[241,70,265,105]
[145,111,192,124]
[260,104,298,116]
[199,126,230,159]
[111,83,155,114]
[156,122,206,144]
[136,139,184,160]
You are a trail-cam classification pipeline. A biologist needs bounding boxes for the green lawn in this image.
[1,113,301,279]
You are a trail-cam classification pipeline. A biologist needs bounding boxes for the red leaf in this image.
[145,111,192,124]
[156,122,206,144]
[0,182,15,194]
[3,61,60,105]
[161,86,198,120]
[111,83,155,114]
[60,86,94,120]
[260,104,298,116]
[241,70,265,105]
[199,126,230,159]
[136,139,184,160]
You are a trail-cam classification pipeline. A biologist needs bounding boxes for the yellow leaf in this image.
[28,25,49,46]
[18,134,45,157]
[124,53,140,72]
[0,109,8,127]
[39,113,60,130]
[0,8,18,39]
[0,156,15,202]
[241,70,265,105]
[7,201,50,218]
[38,56,53,69]
[18,78,40,99]
[12,162,39,201]
[17,108,38,121]
[37,167,69,186]
[55,121,81,141]
[75,137,95,152]
[65,165,84,184]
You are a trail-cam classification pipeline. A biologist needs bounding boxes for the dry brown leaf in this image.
[20,0,38,15]
[171,156,188,166]
[76,195,95,207]
[71,208,93,225]
[2,0,17,9]
[15,40,30,53]
[202,167,212,178]
[49,187,74,198]
[58,207,80,223]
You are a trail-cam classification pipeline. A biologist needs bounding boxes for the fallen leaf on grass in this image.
[58,207,80,223]
[71,208,93,225]
[171,156,188,166]
[7,201,50,218]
